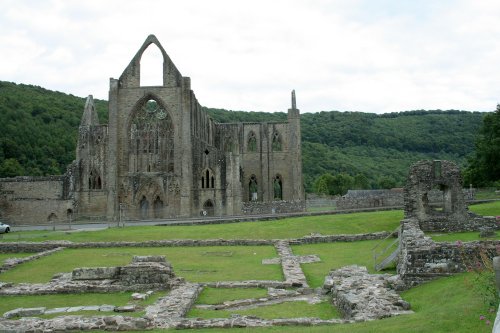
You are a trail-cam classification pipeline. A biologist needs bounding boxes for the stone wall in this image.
[336,189,403,210]
[0,176,74,225]
[397,218,500,287]
[241,200,305,215]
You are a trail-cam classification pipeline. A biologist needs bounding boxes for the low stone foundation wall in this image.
[0,232,390,254]
[397,218,500,287]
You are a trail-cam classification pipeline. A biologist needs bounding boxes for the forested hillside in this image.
[205,108,485,191]
[0,81,486,192]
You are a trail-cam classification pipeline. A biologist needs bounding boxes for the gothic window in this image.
[249,175,258,201]
[129,98,173,173]
[201,169,215,189]
[88,170,102,190]
[272,132,282,151]
[203,199,215,216]
[247,131,257,152]
[225,138,234,153]
[273,175,283,200]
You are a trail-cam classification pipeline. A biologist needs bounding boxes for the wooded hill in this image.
[0,81,487,192]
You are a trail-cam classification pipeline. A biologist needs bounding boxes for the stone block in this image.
[18,307,46,317]
[99,304,116,312]
[44,307,69,315]
[114,305,136,312]
[72,267,120,280]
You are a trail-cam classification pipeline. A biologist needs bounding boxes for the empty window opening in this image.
[248,132,257,152]
[272,132,282,151]
[273,175,283,200]
[249,175,258,201]
[140,44,163,86]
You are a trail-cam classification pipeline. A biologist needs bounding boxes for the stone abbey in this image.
[0,35,305,224]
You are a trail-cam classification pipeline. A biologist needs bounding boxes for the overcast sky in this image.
[1,0,500,114]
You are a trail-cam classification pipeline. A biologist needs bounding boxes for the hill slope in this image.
[0,81,486,191]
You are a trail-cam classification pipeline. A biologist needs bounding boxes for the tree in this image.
[330,173,354,195]
[0,158,24,177]
[353,173,370,189]
[464,105,500,187]
[314,173,334,195]
[378,176,397,189]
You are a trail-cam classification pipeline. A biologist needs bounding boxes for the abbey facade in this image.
[0,35,304,224]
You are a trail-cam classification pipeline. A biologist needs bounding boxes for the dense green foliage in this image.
[464,105,500,187]
[0,81,487,193]
[206,107,486,191]
[0,81,107,176]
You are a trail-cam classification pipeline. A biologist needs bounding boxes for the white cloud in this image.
[1,0,500,113]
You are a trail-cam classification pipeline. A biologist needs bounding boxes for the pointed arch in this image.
[140,43,163,86]
[119,34,182,88]
[247,131,257,152]
[140,195,149,220]
[249,174,258,201]
[128,95,174,173]
[272,131,282,151]
[201,168,215,189]
[273,174,283,200]
[202,199,215,217]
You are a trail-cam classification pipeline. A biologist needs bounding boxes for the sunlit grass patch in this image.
[0,246,282,284]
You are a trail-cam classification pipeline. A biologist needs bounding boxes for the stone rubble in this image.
[324,265,412,320]
[144,282,203,328]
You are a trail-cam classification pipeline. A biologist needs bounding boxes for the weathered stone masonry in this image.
[0,34,305,225]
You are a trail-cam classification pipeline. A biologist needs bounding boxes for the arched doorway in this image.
[153,196,163,219]
[140,196,149,220]
[202,200,215,217]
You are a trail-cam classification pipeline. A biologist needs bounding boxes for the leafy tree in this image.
[353,173,370,189]
[314,173,334,195]
[330,173,354,195]
[464,105,500,186]
[377,176,397,189]
[0,158,24,177]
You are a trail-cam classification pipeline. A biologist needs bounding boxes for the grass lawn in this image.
[188,300,340,320]
[468,200,500,216]
[292,240,396,288]
[0,246,282,284]
[0,210,403,242]
[431,231,500,242]
[196,288,269,305]
[136,273,492,333]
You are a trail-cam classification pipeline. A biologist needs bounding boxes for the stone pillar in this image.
[106,78,119,220]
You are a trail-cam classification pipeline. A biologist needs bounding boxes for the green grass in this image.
[469,200,500,216]
[431,231,500,242]
[0,246,282,284]
[293,240,396,288]
[137,273,492,333]
[196,288,269,305]
[188,300,340,320]
[0,210,403,242]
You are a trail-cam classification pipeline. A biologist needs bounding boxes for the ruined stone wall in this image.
[336,189,403,210]
[0,177,74,225]
[241,200,305,215]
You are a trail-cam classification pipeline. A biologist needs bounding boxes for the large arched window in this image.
[129,98,174,173]
[247,131,257,152]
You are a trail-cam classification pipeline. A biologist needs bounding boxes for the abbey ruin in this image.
[0,35,305,225]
